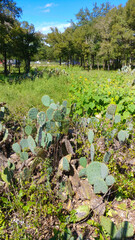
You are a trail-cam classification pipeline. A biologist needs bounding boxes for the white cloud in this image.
[44,3,53,8]
[38,2,58,13]
[35,22,71,34]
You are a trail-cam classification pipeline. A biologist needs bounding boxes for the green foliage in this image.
[69,71,135,120]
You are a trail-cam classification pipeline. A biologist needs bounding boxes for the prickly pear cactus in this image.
[86,161,115,194]
[41,95,51,107]
[118,130,129,142]
[12,143,21,154]
[12,95,69,164]
[88,129,94,144]
[25,125,32,135]
[100,217,134,239]
[79,157,87,168]
[28,108,38,120]
[37,111,46,126]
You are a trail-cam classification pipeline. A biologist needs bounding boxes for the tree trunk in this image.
[25,58,30,73]
[81,57,83,67]
[92,55,95,69]
[72,55,74,66]
[97,60,99,70]
[9,60,11,73]
[108,61,110,71]
[59,57,61,66]
[4,49,8,75]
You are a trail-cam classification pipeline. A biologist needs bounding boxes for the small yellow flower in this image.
[80,76,82,78]
[85,78,87,81]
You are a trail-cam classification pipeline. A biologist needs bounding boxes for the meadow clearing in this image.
[0,65,135,239]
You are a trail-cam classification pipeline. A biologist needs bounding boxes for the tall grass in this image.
[0,70,70,119]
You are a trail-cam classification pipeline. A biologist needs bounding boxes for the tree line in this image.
[45,0,135,70]
[0,0,135,74]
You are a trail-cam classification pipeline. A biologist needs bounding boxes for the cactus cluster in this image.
[12,95,69,161]
[100,216,134,239]
[79,159,115,194]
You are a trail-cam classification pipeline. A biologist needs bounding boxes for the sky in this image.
[15,0,128,34]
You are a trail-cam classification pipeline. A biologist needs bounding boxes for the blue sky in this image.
[15,0,128,34]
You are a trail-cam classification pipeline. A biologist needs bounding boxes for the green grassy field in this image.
[0,65,134,119]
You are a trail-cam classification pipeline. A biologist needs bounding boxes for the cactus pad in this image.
[12,143,21,154]
[101,163,109,179]
[25,125,32,135]
[41,95,51,107]
[37,111,46,126]
[79,168,87,178]
[46,108,54,120]
[20,152,28,161]
[28,108,38,120]
[94,177,108,194]
[28,136,36,154]
[118,130,129,142]
[106,175,115,186]
[88,129,94,143]
[79,157,87,168]
[90,143,95,161]
[86,161,101,184]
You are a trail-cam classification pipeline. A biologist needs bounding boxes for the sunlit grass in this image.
[0,71,70,119]
[0,65,134,119]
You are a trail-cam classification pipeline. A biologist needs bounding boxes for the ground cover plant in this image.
[69,68,135,120]
[0,65,135,239]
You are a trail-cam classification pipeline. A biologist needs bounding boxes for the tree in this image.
[0,0,22,74]
[46,28,66,65]
[12,21,41,72]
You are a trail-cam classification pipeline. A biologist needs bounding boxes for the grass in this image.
[0,69,70,119]
[0,64,134,119]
